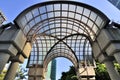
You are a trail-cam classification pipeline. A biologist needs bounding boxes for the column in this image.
[104,60,120,80]
[4,62,19,80]
[0,53,10,73]
[28,66,45,80]
[114,52,120,64]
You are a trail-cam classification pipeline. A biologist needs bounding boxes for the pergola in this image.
[14,1,109,69]
[2,1,120,80]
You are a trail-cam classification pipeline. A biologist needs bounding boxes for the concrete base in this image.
[78,66,95,80]
[81,77,95,80]
[28,67,45,80]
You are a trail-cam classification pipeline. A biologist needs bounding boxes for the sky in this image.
[0,0,120,80]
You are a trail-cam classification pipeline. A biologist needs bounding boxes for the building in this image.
[51,59,56,80]
[0,10,6,24]
[46,59,56,80]
[108,0,120,10]
[46,61,52,80]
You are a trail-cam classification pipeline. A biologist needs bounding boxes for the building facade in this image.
[46,59,56,80]
[51,59,56,80]
[108,0,120,10]
[0,10,6,24]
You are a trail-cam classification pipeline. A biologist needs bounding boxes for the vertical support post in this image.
[4,62,19,80]
[104,60,120,80]
[28,66,45,80]
[0,53,10,73]
[114,52,120,64]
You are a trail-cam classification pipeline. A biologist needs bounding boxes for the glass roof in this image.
[14,1,109,68]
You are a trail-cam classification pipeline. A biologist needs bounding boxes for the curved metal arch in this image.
[14,1,109,22]
[44,53,78,70]
[31,17,94,38]
[44,33,92,62]
[17,1,110,68]
[14,1,110,40]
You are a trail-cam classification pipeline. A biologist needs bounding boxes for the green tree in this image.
[95,63,110,80]
[60,63,120,80]
[60,66,78,80]
[15,65,28,80]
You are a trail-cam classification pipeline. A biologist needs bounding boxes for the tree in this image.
[95,63,110,80]
[15,65,28,80]
[60,66,78,80]
[60,63,120,80]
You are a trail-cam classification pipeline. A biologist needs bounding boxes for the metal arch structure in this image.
[13,1,111,80]
[14,0,109,66]
[3,1,120,80]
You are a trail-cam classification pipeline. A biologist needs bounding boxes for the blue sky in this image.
[0,0,120,80]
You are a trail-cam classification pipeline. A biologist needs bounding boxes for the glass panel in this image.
[26,12,33,21]
[92,24,98,33]
[62,12,67,17]
[41,14,47,20]
[90,11,97,21]
[48,12,54,18]
[76,6,83,14]
[24,25,30,34]
[29,20,35,28]
[81,16,88,23]
[35,16,41,23]
[68,12,74,18]
[20,17,27,27]
[32,8,39,17]
[83,8,90,17]
[75,13,81,20]
[47,5,53,12]
[95,16,102,27]
[39,56,43,60]
[54,4,60,10]
[62,4,68,10]
[87,20,93,28]
[69,4,76,12]
[38,61,42,64]
[55,12,60,17]
[39,6,46,14]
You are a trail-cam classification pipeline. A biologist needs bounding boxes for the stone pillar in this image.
[0,53,10,73]
[114,52,120,64]
[0,28,27,73]
[28,66,45,80]
[78,66,95,80]
[4,62,19,80]
[104,60,120,80]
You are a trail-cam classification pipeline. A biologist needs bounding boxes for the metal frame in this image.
[14,1,110,68]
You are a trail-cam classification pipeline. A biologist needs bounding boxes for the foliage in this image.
[60,66,78,80]
[95,63,110,80]
[60,63,120,80]
[95,62,120,80]
[15,65,28,80]
[0,70,7,80]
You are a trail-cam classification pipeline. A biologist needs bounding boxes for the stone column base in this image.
[28,66,45,80]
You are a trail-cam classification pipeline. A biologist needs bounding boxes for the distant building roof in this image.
[0,10,6,24]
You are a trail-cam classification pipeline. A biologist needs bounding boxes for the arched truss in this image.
[14,1,110,68]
